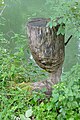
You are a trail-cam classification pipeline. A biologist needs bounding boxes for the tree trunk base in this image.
[31,66,62,95]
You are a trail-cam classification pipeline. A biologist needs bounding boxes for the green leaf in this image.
[52,93,59,102]
[46,21,53,28]
[49,22,53,28]
[53,21,57,26]
[57,24,65,35]
[25,109,33,118]
[20,114,26,120]
[11,106,18,111]
[11,64,15,72]
[59,95,65,101]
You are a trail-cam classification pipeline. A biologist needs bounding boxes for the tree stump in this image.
[27,18,65,94]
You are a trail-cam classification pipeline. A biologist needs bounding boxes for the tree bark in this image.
[31,66,62,95]
[27,18,65,95]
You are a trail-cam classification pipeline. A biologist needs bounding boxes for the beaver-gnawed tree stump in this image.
[27,18,65,95]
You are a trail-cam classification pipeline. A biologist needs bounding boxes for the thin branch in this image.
[0,5,6,16]
[65,35,72,46]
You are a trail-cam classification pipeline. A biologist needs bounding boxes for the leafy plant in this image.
[0,33,47,120]
[20,109,33,120]
[0,33,47,84]
[46,0,80,38]
[33,64,80,120]
[0,32,80,120]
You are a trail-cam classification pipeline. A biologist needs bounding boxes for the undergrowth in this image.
[0,33,80,120]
